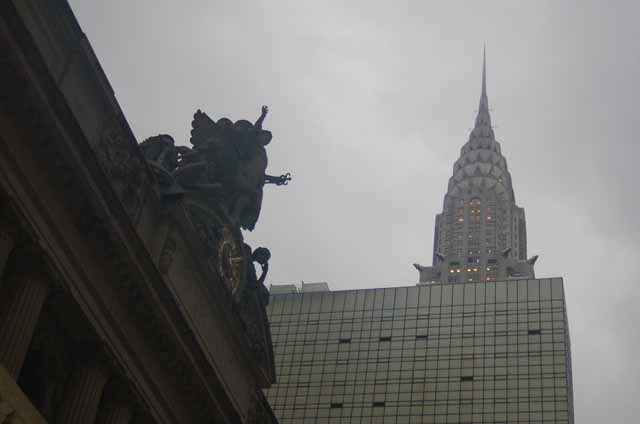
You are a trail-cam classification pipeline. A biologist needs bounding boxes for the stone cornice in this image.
[0,2,245,422]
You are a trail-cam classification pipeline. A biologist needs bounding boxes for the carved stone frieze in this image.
[3,16,279,416]
[96,116,147,219]
[138,134,180,190]
[139,108,283,386]
[0,11,257,421]
[0,50,215,424]
[158,236,176,275]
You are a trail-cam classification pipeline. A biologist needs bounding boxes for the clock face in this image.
[186,204,248,301]
[217,226,245,298]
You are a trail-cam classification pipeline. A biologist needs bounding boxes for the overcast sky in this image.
[69,0,639,421]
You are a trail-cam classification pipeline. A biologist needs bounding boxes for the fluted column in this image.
[0,271,49,378]
[130,412,155,424]
[0,231,13,283]
[95,381,134,424]
[56,359,111,424]
[95,398,133,424]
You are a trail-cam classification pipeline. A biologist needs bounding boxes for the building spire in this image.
[474,45,492,132]
[482,44,487,101]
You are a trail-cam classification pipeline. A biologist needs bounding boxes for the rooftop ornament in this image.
[140,105,291,230]
[139,106,290,315]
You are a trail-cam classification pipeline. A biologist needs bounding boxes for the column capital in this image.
[56,358,112,424]
[0,230,15,283]
[95,380,136,424]
[0,270,50,377]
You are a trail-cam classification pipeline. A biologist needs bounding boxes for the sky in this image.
[68,0,639,421]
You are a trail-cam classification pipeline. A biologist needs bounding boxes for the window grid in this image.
[265,279,572,423]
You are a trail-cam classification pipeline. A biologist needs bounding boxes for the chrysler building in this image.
[415,50,538,284]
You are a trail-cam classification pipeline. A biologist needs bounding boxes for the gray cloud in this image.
[69,0,640,421]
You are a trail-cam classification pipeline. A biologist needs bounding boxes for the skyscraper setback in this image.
[414,50,538,285]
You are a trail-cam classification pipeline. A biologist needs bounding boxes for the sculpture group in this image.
[140,106,289,307]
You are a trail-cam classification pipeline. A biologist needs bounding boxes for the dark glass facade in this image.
[265,278,573,423]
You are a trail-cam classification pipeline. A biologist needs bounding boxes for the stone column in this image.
[56,360,110,424]
[95,381,134,424]
[95,400,133,424]
[0,271,49,378]
[129,412,155,424]
[0,231,13,283]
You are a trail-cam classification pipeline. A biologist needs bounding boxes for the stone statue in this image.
[242,245,271,306]
[174,109,271,231]
[141,106,291,231]
[140,106,289,308]
[139,106,281,378]
[251,246,271,287]
[138,134,179,186]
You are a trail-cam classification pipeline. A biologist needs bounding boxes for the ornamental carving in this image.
[140,107,285,377]
[142,106,284,374]
[140,107,289,297]
[217,226,245,297]
[96,116,147,217]
[139,106,291,231]
[158,236,176,274]
[185,204,247,300]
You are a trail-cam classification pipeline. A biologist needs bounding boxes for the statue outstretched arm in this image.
[254,105,269,129]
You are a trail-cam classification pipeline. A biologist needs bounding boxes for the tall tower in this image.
[415,50,538,284]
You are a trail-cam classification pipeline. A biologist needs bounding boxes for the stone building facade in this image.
[414,51,538,284]
[0,0,280,422]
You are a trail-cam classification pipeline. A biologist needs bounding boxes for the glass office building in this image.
[265,278,573,423]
